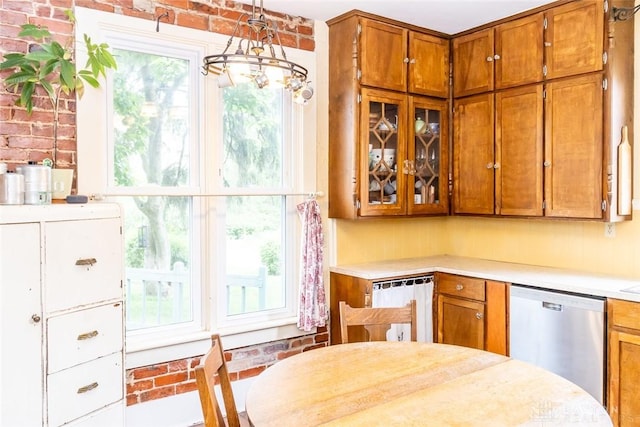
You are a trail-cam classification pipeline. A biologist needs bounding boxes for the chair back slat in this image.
[339,300,417,344]
[195,334,241,427]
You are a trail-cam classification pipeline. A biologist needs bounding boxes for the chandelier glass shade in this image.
[203,0,313,104]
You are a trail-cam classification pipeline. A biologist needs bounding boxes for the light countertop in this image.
[330,255,640,303]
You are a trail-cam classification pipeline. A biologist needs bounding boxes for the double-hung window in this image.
[75,8,316,364]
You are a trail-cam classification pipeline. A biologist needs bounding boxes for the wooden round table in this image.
[245,342,611,426]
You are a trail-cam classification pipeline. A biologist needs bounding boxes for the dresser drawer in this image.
[437,274,485,301]
[47,303,123,374]
[609,298,640,330]
[47,352,123,427]
[44,218,122,312]
[63,402,124,427]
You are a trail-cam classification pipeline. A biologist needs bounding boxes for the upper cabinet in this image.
[452,0,633,222]
[453,13,543,98]
[544,0,604,80]
[359,18,450,97]
[328,11,450,219]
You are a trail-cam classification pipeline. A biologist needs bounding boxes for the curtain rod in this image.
[91,191,324,200]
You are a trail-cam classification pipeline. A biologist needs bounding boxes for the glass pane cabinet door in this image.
[360,89,406,216]
[409,97,448,214]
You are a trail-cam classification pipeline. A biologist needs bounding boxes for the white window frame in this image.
[75,7,318,368]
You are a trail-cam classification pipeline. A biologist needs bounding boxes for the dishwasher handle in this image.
[542,301,563,311]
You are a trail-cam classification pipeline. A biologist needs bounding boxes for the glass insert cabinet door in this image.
[408,96,449,215]
[360,89,407,216]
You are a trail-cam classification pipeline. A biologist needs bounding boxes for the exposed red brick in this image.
[299,37,315,52]
[0,10,29,25]
[303,343,327,352]
[127,379,154,393]
[133,364,169,379]
[75,0,115,13]
[277,348,302,360]
[176,381,198,394]
[176,12,208,31]
[122,8,155,21]
[168,359,189,372]
[163,0,189,9]
[315,332,329,343]
[0,122,31,136]
[126,394,139,406]
[1,1,36,14]
[297,24,313,37]
[155,371,189,387]
[237,365,265,380]
[189,1,218,15]
[139,385,176,402]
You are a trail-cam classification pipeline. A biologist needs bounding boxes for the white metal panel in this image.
[47,352,123,427]
[0,223,43,427]
[44,218,122,312]
[47,303,124,374]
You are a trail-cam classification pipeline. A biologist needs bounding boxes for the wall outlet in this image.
[605,222,616,238]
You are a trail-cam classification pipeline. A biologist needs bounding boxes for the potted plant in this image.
[0,10,117,198]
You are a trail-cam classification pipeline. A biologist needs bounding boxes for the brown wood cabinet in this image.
[453,13,543,98]
[328,11,450,219]
[607,298,640,426]
[452,0,633,221]
[435,272,508,355]
[329,272,435,345]
[544,74,603,219]
[544,0,604,80]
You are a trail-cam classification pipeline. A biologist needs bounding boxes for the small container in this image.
[0,172,25,205]
[16,162,52,205]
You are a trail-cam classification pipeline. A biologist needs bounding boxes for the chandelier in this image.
[202,0,313,104]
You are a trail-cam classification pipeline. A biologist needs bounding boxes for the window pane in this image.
[222,84,283,188]
[112,49,191,187]
[121,196,194,330]
[225,196,285,315]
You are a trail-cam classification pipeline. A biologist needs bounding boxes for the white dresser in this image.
[0,203,125,427]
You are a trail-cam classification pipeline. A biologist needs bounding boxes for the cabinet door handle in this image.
[75,258,97,267]
[486,162,494,169]
[77,382,99,394]
[455,284,464,291]
[31,314,41,323]
[409,58,416,64]
[486,56,494,62]
[493,54,501,60]
[475,312,483,320]
[493,163,500,169]
[544,42,552,47]
[403,57,409,63]
[77,330,99,341]
[543,161,551,167]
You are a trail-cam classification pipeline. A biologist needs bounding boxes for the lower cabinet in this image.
[435,272,508,355]
[608,298,640,426]
[0,204,125,427]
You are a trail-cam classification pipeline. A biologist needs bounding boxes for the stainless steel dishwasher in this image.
[509,285,606,405]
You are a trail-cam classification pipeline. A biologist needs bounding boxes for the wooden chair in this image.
[339,300,417,344]
[195,334,242,427]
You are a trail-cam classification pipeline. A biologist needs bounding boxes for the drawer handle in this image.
[77,382,99,394]
[75,258,97,267]
[77,330,99,341]
[455,284,464,291]
[476,312,483,320]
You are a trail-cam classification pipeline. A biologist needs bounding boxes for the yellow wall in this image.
[326,19,640,279]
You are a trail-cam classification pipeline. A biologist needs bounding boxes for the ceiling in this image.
[250,0,557,34]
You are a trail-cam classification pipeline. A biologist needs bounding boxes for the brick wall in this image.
[126,327,328,406]
[0,0,315,171]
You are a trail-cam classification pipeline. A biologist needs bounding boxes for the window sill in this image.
[125,317,310,369]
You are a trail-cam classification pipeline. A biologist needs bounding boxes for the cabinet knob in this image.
[493,54,501,60]
[543,161,551,167]
[493,163,500,169]
[403,57,409,63]
[31,314,41,323]
[409,58,416,64]
[476,312,483,320]
[455,284,464,291]
[544,42,552,47]
[486,56,494,62]
[486,162,494,169]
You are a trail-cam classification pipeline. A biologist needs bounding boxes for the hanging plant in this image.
[0,10,117,167]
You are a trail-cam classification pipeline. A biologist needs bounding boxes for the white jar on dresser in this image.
[0,203,125,427]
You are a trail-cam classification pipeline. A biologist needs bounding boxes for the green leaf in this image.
[25,49,58,62]
[59,59,75,90]
[40,80,55,102]
[18,82,35,113]
[17,24,51,41]
[78,70,100,89]
[0,53,28,69]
